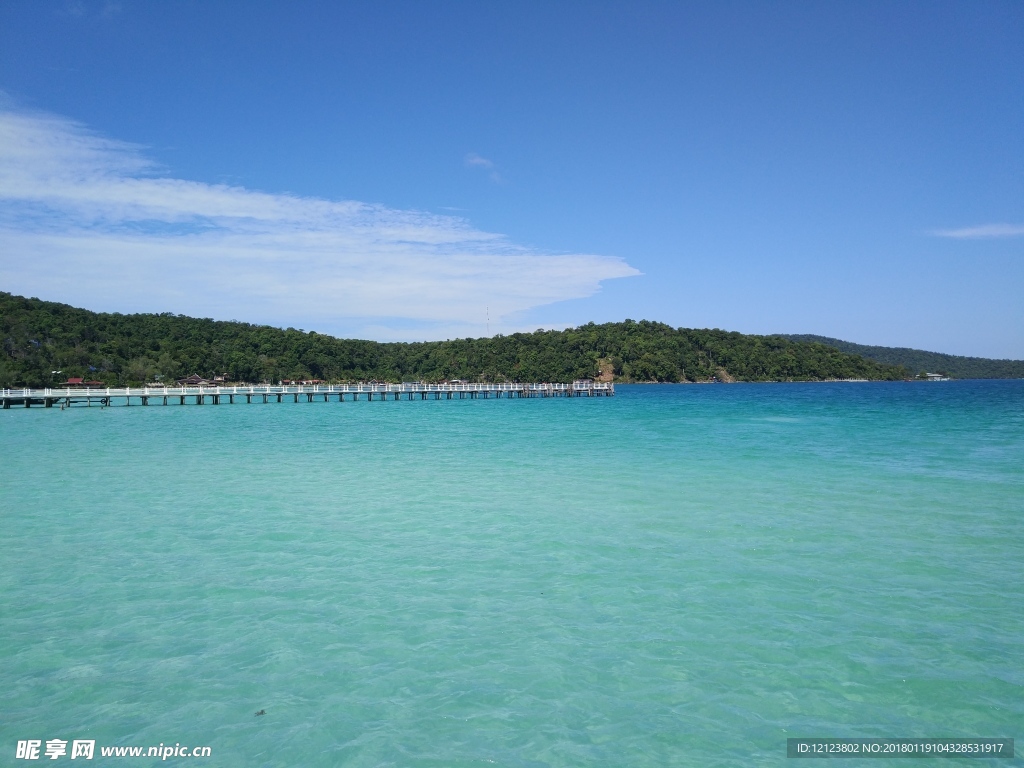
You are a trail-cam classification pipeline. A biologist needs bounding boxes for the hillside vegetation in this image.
[1,292,907,387]
[781,335,1024,379]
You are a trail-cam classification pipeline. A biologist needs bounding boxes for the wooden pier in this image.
[1,381,613,409]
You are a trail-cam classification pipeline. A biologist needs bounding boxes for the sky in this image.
[0,1,1021,357]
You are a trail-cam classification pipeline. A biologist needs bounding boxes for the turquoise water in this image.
[1,382,1022,766]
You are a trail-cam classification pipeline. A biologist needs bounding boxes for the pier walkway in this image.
[1,381,614,409]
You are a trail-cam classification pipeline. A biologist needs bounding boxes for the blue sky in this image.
[0,1,1021,357]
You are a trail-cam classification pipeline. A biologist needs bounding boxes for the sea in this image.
[1,381,1021,767]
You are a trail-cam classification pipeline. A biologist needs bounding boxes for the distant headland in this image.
[2,292,1020,388]
[779,334,1024,380]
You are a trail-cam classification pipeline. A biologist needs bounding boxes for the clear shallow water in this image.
[1,382,1021,767]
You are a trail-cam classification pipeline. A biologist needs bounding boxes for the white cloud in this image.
[0,107,638,338]
[464,152,494,170]
[931,223,1024,239]
[464,151,502,183]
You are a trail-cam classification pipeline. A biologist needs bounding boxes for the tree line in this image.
[781,334,1024,379]
[1,292,908,387]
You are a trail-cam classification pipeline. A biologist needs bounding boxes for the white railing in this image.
[2,381,613,398]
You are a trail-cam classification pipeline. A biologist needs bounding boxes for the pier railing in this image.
[1,381,613,408]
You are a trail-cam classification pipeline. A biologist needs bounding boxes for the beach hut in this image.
[176,374,212,386]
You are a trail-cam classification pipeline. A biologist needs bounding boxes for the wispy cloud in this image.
[931,223,1024,239]
[0,106,638,338]
[464,152,494,170]
[62,0,123,19]
[464,151,502,183]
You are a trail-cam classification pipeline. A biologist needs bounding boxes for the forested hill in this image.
[1,292,906,387]
[781,335,1024,379]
